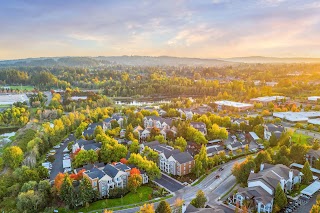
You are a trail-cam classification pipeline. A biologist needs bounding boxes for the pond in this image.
[0,131,16,148]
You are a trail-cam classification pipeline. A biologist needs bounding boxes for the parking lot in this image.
[153,174,185,192]
[283,192,319,213]
[294,192,319,213]
[49,134,76,181]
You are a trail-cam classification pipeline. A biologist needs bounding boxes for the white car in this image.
[53,145,60,149]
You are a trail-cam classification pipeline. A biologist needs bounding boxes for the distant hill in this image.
[0,57,106,67]
[1,55,319,67]
[94,56,234,66]
[223,56,320,63]
[0,56,234,67]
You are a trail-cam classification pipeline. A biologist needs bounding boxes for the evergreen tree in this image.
[302,161,313,184]
[155,200,171,213]
[269,133,278,147]
[79,178,96,205]
[190,190,207,208]
[60,175,74,208]
[274,183,287,211]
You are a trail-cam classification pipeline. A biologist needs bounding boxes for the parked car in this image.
[53,145,60,149]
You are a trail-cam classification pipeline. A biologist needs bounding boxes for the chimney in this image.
[289,170,293,181]
[251,170,254,174]
[260,163,265,171]
[280,178,285,190]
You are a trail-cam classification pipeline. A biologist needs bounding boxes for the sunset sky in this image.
[1,0,320,60]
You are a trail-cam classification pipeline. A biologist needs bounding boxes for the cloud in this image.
[0,0,319,59]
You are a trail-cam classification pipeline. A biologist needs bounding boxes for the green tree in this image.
[269,133,278,147]
[254,150,272,172]
[60,175,74,207]
[190,190,207,208]
[232,157,256,186]
[3,146,24,169]
[312,140,320,150]
[174,137,187,152]
[79,178,96,205]
[156,200,172,213]
[301,161,313,184]
[129,139,140,154]
[274,183,287,211]
[193,145,208,177]
[17,190,42,213]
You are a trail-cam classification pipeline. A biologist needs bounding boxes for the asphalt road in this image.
[49,134,76,181]
[154,174,185,192]
[113,158,245,213]
[44,91,52,106]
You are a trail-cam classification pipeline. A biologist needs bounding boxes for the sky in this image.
[1,0,320,60]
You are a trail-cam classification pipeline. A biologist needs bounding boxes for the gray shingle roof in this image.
[172,152,194,164]
[103,164,119,178]
[86,168,105,179]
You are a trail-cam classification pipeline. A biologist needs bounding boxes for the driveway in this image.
[49,134,76,181]
[153,174,185,192]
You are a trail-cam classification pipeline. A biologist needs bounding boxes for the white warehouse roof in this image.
[273,111,320,122]
[250,96,289,102]
[214,100,253,108]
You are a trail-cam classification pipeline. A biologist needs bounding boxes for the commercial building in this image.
[273,111,320,123]
[250,96,289,105]
[308,96,320,102]
[214,100,253,111]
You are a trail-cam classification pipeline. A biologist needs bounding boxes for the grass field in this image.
[291,132,311,145]
[0,104,11,108]
[76,186,153,212]
[2,85,34,91]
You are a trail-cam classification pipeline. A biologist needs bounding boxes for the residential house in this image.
[178,108,193,120]
[227,141,246,151]
[143,141,195,176]
[206,145,225,157]
[83,122,104,138]
[248,132,260,142]
[264,123,285,140]
[103,114,125,130]
[72,139,101,153]
[233,164,302,213]
[306,149,320,168]
[83,162,149,198]
[190,122,207,135]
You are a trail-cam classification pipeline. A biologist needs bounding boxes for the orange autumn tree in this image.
[54,173,65,194]
[130,167,141,175]
[120,158,128,164]
[128,168,142,193]
[70,169,86,180]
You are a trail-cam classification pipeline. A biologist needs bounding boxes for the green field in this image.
[0,104,11,108]
[291,132,311,145]
[76,186,153,212]
[2,85,34,91]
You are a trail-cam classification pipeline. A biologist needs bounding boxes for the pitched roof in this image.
[86,168,105,179]
[248,164,300,192]
[103,164,119,178]
[82,143,101,151]
[152,144,180,158]
[307,149,320,159]
[171,152,194,164]
[238,186,273,205]
[75,139,96,147]
[114,163,131,172]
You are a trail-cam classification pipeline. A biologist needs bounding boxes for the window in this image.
[93,181,97,187]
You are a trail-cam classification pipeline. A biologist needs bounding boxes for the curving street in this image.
[113,158,245,213]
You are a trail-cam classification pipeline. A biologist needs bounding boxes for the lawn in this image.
[6,85,34,91]
[289,184,308,197]
[291,132,311,145]
[76,186,153,212]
